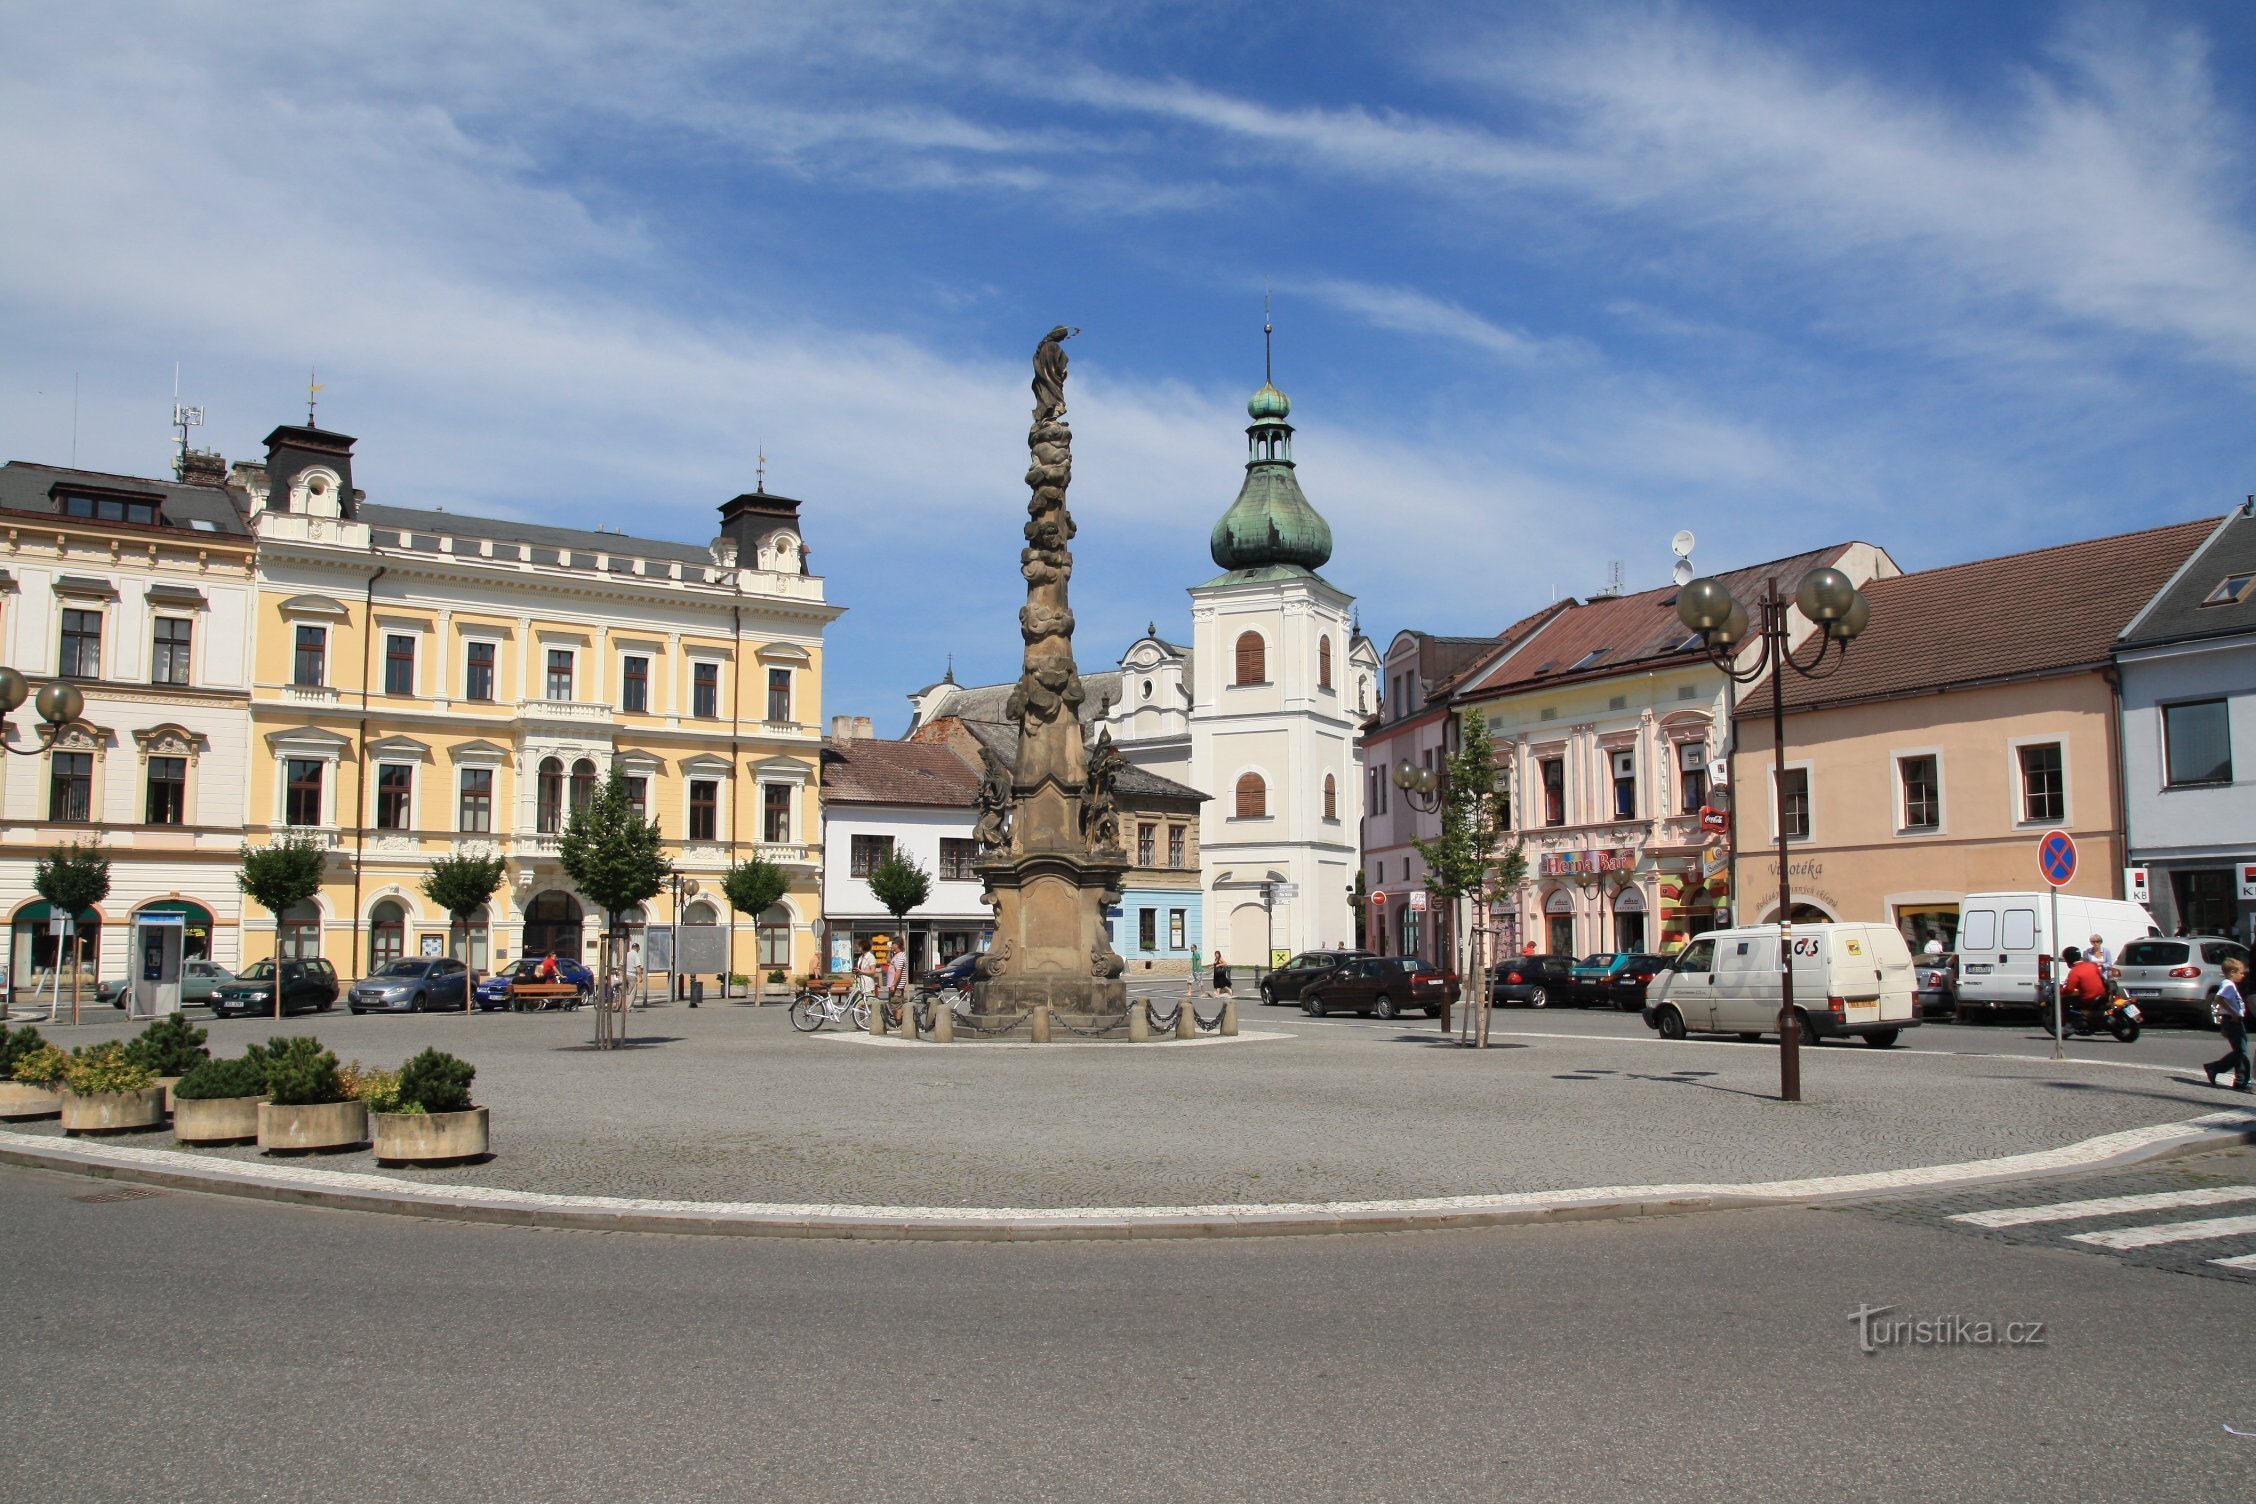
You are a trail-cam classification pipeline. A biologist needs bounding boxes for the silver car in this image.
[2115,936,2251,1027]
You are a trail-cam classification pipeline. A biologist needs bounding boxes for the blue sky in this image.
[4,1,2254,726]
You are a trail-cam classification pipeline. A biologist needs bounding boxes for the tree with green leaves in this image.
[1411,713,1526,1043]
[866,847,931,977]
[33,841,109,1024]
[557,764,668,992]
[238,834,329,1020]
[420,852,508,1003]
[721,856,789,1000]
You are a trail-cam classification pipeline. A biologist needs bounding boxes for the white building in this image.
[817,720,988,974]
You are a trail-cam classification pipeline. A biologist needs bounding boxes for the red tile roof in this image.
[1768,517,2214,713]
[819,738,983,807]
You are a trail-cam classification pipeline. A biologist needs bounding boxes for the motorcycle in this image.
[2064,990,2142,1043]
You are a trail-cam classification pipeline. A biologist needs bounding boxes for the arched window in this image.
[570,757,597,814]
[1234,772,1267,819]
[369,900,405,970]
[1234,632,1265,686]
[1319,636,1334,690]
[1323,773,1337,820]
[537,757,565,833]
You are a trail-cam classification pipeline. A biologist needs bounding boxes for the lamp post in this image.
[0,670,86,756]
[1393,752,1514,1047]
[1675,566,1871,1103]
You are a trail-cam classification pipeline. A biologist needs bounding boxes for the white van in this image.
[1644,923,1920,1048]
[1951,892,2158,1019]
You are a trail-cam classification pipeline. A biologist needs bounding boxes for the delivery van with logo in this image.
[1643,922,1920,1047]
[1950,892,2157,1019]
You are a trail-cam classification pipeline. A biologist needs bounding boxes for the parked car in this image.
[349,957,472,1014]
[93,975,130,1008]
[1299,956,1458,1019]
[920,952,985,989]
[1258,950,1376,1005]
[1567,953,1656,1006]
[474,956,595,1010]
[2114,936,2251,1028]
[95,958,237,1009]
[210,958,340,1017]
[1490,953,1576,1008]
[1644,923,1919,1047]
[1597,953,1674,1013]
[1917,954,1958,1021]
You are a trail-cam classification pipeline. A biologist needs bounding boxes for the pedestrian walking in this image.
[882,936,908,999]
[2204,958,2250,1093]
[1212,951,1231,997]
[1188,946,1203,997]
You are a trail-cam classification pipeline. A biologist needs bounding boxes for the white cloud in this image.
[1300,279,1592,366]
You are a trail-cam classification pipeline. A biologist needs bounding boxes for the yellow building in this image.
[237,423,837,983]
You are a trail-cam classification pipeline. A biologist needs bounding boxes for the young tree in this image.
[557,764,668,1002]
[237,834,328,1021]
[33,841,109,1025]
[866,848,932,979]
[1411,714,1526,1044]
[420,852,508,1006]
[721,856,789,1001]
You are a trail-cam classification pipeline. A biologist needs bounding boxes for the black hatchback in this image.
[210,958,340,1017]
[1258,950,1377,1005]
[1490,954,1576,1008]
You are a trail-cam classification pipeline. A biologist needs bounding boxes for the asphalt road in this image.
[7,1152,2251,1503]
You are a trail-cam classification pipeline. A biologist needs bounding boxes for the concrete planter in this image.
[0,1081,65,1120]
[153,1076,185,1113]
[373,1107,489,1166]
[257,1100,369,1154]
[173,1094,264,1146]
[60,1086,166,1134]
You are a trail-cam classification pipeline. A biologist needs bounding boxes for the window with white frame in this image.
[1610,750,1636,820]
[375,764,413,830]
[1677,743,1707,815]
[2017,742,2064,823]
[1777,767,1810,841]
[1898,754,1939,832]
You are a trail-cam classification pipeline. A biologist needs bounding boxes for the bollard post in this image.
[1128,997,1149,1042]
[932,999,953,1043]
[1176,1001,1196,1040]
[689,976,703,1009]
[869,993,888,1037]
[1221,1000,1238,1037]
[1031,1005,1051,1043]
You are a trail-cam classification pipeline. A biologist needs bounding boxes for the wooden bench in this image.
[509,982,585,1013]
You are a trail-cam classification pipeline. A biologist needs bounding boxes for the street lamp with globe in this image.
[0,669,87,756]
[1675,564,1872,1102]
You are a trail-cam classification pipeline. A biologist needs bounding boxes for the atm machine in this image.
[128,912,185,1018]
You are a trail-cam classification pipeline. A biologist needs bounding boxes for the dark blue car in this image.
[475,957,595,1010]
[347,958,471,1014]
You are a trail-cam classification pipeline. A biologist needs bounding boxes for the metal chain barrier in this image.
[1048,1010,1131,1038]
[1190,1001,1229,1033]
[1145,1003,1182,1032]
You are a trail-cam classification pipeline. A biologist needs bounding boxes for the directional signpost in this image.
[2038,829,2077,1060]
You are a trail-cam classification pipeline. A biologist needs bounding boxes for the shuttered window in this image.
[1234,632,1265,685]
[1234,773,1267,819]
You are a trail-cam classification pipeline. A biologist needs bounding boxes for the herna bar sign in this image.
[1538,848,1638,878]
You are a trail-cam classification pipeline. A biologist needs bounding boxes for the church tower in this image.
[1188,348,1371,969]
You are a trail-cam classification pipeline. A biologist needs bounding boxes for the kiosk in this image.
[127,912,186,1018]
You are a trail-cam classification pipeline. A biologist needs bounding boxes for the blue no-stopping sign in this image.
[2037,829,2078,888]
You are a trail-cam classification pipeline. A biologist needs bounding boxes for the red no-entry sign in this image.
[2037,829,2078,888]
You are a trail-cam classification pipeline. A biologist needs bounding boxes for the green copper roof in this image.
[1248,381,1291,420]
[1210,455,1333,573]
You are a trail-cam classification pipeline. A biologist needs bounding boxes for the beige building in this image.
[1733,518,2212,949]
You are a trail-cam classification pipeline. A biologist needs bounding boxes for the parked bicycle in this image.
[906,982,974,1033]
[789,977,873,1033]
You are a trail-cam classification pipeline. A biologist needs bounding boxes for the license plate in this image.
[2122,1004,2143,1022]
[1964,964,1993,975]
[2128,988,2159,998]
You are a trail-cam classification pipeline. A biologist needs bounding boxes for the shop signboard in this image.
[2124,867,2149,904]
[1538,848,1637,878]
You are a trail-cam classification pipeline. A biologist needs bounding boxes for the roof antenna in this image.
[307,369,322,428]
[1263,277,1274,384]
[171,363,204,478]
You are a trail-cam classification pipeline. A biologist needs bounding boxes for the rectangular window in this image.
[375,764,413,830]
[457,768,492,833]
[464,642,496,702]
[1778,767,1810,841]
[1677,744,1707,815]
[384,634,416,696]
[767,668,793,724]
[1541,757,1565,826]
[1137,823,1157,866]
[151,617,192,686]
[939,838,979,881]
[850,833,893,878]
[59,609,102,678]
[546,648,574,702]
[1138,909,1158,950]
[1899,755,1939,831]
[1167,825,1186,868]
[285,758,324,826]
[1610,750,1636,820]
[693,662,719,719]
[621,655,649,713]
[50,752,92,822]
[2018,743,2064,823]
[145,756,186,825]
[763,784,791,843]
[1169,910,1186,949]
[2002,908,2037,951]
[687,779,717,841]
[624,776,648,819]
[292,625,327,687]
[2163,700,2233,787]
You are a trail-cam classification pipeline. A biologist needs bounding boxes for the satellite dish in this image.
[1670,529,1696,559]
[1672,558,1694,587]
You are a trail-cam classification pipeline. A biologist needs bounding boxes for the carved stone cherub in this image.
[973,745,1012,851]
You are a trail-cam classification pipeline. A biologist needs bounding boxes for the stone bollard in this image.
[869,994,888,1037]
[1176,1000,1196,1041]
[932,1000,953,1043]
[1031,1005,1051,1043]
[1221,1000,1238,1037]
[1128,998,1149,1042]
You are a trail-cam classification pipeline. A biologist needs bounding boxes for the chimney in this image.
[855,716,874,740]
[831,714,857,742]
[175,447,227,487]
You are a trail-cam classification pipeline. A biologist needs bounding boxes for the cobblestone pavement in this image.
[18,1000,2250,1209]
[1837,1144,2256,1285]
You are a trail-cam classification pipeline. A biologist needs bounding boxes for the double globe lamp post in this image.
[1675,565,1872,1102]
[1393,755,1515,1047]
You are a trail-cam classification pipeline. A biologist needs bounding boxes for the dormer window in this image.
[2202,572,2254,607]
[56,489,162,526]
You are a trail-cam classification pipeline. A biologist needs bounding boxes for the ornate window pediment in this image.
[132,723,204,759]
[48,720,111,754]
[279,594,351,621]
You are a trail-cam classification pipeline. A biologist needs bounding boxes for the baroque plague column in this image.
[971,327,1131,1026]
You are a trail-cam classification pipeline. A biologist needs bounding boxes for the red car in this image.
[1299,956,1459,1019]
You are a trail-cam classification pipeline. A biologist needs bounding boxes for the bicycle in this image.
[789,977,873,1033]
[906,982,974,1033]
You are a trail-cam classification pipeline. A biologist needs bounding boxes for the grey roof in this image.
[358,501,717,567]
[954,716,1205,803]
[0,461,251,537]
[2118,507,2256,651]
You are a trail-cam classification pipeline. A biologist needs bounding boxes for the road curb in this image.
[5,1110,2252,1242]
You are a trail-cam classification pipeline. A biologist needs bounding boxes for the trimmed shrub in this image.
[63,1041,155,1096]
[12,1044,70,1086]
[340,1061,405,1114]
[0,1025,46,1080]
[260,1036,346,1107]
[397,1048,475,1114]
[174,1055,268,1101]
[123,1013,210,1077]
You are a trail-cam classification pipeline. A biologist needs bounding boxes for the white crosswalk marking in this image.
[1950,1187,2256,1229]
[2068,1214,2256,1250]
[2210,1252,2256,1270]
